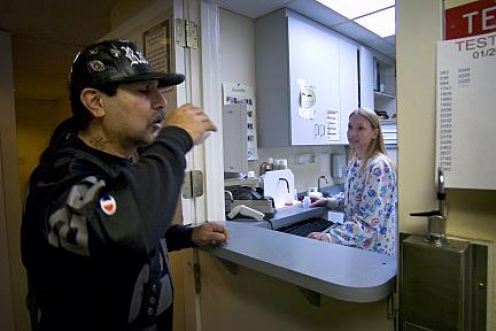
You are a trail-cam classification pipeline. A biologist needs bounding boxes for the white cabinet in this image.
[359,47,396,120]
[359,46,375,110]
[255,9,358,147]
[381,120,397,146]
[373,58,396,119]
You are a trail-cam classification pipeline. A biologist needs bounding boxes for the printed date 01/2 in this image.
[473,47,496,59]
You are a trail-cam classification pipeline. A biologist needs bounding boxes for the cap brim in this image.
[109,72,185,87]
[158,73,185,87]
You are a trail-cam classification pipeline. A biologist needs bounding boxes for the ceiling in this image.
[0,0,395,101]
[207,0,396,57]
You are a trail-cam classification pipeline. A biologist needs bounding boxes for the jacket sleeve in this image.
[43,126,193,259]
[165,225,197,251]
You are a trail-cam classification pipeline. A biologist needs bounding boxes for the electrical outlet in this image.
[295,153,316,164]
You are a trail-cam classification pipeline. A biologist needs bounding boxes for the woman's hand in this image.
[307,232,330,242]
[310,198,328,207]
[310,197,339,209]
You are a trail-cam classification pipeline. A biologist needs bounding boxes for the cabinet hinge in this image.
[387,292,399,325]
[175,18,199,49]
[193,262,201,294]
[182,170,204,199]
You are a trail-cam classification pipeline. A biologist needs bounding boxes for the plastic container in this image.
[308,190,323,203]
[302,196,311,208]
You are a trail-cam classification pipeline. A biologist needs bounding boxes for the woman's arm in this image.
[327,157,397,254]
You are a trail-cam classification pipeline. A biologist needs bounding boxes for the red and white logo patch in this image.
[99,195,117,216]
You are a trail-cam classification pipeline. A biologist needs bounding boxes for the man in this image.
[21,39,229,331]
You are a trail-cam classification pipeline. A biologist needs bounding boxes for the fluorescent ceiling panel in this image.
[354,6,396,37]
[315,0,395,19]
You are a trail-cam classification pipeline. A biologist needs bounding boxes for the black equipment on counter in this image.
[225,185,275,217]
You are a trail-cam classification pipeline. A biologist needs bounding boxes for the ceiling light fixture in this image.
[315,0,394,19]
[354,6,396,38]
[315,0,396,38]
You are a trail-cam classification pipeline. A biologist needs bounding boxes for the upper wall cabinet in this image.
[255,9,358,147]
[360,46,397,120]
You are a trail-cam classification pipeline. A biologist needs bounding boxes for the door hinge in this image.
[193,262,201,294]
[183,170,204,199]
[175,18,199,49]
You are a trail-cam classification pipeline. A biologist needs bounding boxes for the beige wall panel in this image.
[199,252,393,331]
[397,0,496,329]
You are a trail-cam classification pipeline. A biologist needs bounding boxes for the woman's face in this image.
[347,113,378,158]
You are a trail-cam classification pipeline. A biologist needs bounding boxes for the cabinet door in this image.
[338,39,359,145]
[287,13,340,146]
[359,46,375,110]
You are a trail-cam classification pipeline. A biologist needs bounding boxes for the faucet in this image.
[278,178,290,192]
[437,168,446,217]
[409,168,447,246]
[317,175,328,192]
[224,190,234,202]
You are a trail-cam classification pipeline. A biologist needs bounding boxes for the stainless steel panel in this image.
[400,235,488,331]
[222,104,248,173]
[470,244,488,331]
[400,235,470,331]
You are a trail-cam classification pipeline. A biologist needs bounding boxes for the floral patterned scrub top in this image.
[328,153,397,255]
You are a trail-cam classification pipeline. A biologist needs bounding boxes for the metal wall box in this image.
[400,235,487,331]
[222,103,248,173]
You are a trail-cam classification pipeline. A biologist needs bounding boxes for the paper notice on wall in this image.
[435,31,496,190]
[222,82,258,160]
[325,109,340,141]
[143,20,170,74]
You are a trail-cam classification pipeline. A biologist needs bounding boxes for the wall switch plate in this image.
[331,154,346,178]
[295,153,316,164]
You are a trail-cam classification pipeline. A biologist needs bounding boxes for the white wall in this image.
[219,9,256,87]
[219,8,346,192]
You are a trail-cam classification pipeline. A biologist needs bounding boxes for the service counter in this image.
[203,204,397,304]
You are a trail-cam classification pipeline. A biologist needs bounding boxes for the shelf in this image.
[374,91,395,100]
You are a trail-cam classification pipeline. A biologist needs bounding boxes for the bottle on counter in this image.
[273,158,288,170]
[308,187,323,203]
[259,158,274,176]
[302,196,311,208]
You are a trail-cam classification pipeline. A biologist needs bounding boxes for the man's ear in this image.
[80,88,106,118]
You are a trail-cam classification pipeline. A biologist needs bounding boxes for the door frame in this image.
[0,30,19,331]
[174,1,225,330]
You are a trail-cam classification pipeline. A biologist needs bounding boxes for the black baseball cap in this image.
[70,39,185,88]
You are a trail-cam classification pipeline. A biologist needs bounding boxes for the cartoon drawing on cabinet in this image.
[297,79,316,120]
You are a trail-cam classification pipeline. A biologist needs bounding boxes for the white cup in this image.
[308,191,323,203]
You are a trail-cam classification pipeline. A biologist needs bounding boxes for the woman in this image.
[308,108,397,255]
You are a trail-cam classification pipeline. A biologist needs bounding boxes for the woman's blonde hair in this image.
[348,108,394,171]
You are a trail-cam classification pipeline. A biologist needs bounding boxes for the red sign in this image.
[445,0,496,39]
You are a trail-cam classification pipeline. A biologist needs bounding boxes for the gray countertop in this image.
[204,205,397,303]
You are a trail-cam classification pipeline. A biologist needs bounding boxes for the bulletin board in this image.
[435,31,496,190]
